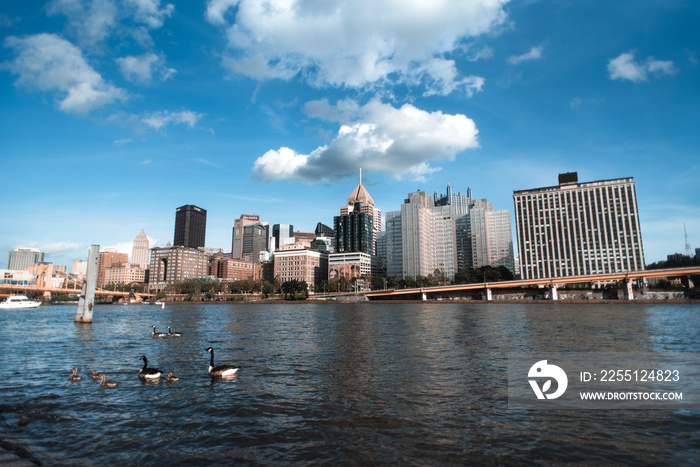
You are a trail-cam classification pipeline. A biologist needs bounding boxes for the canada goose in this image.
[99,374,117,387]
[70,368,81,381]
[167,326,182,337]
[151,325,167,338]
[138,356,162,379]
[166,372,179,381]
[91,370,100,379]
[206,347,238,377]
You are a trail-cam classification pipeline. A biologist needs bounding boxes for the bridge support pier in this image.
[623,279,634,300]
[484,287,492,301]
[75,244,99,323]
[550,286,558,300]
[421,292,427,301]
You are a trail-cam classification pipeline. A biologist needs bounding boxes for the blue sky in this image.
[1,0,698,269]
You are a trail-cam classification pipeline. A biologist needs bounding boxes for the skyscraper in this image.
[7,247,44,270]
[232,214,260,257]
[340,172,381,254]
[400,190,457,279]
[131,229,150,268]
[174,205,207,249]
[385,211,403,277]
[334,203,374,255]
[513,172,645,280]
[242,223,269,263]
[272,224,294,250]
[435,184,514,274]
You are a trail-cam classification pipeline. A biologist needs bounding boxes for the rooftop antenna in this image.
[359,167,362,186]
[685,223,692,256]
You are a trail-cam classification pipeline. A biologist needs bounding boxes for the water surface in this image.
[0,302,698,465]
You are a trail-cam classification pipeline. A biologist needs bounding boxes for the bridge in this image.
[365,266,700,301]
[1,263,152,301]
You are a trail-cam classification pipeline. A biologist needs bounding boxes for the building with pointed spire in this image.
[339,169,382,254]
[131,229,150,268]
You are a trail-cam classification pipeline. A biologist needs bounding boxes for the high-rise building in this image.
[385,211,403,277]
[435,184,515,274]
[334,203,374,255]
[272,224,294,250]
[513,172,645,279]
[468,200,515,273]
[242,223,269,263]
[7,247,44,270]
[400,191,457,279]
[232,214,260,257]
[340,173,382,254]
[131,229,150,268]
[174,205,207,249]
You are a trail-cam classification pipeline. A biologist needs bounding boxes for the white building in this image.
[513,172,645,279]
[131,229,150,268]
[400,191,457,280]
[7,247,44,270]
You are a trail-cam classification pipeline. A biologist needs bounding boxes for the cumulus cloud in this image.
[206,0,508,95]
[3,33,127,113]
[508,45,543,65]
[47,0,173,48]
[41,241,87,255]
[253,100,479,183]
[117,52,176,84]
[141,110,203,130]
[608,51,677,82]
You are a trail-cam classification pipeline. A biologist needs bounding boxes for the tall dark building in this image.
[242,223,269,263]
[334,202,373,255]
[174,205,207,248]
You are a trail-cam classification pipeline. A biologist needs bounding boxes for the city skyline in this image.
[1,1,698,268]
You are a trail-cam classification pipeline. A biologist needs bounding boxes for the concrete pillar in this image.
[75,244,99,323]
[550,286,558,300]
[485,287,492,301]
[421,292,427,301]
[623,279,634,300]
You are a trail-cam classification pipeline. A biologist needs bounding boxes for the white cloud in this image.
[41,241,87,255]
[126,0,174,29]
[141,109,203,130]
[47,0,173,48]
[253,100,479,183]
[608,51,677,82]
[4,33,127,113]
[205,0,238,25]
[508,45,543,65]
[117,52,176,84]
[206,0,508,95]
[47,0,118,47]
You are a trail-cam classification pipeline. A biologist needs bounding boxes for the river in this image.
[0,302,698,465]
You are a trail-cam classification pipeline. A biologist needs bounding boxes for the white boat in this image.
[0,295,42,309]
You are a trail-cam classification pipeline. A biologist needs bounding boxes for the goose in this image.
[166,372,179,381]
[70,368,81,381]
[99,374,117,387]
[206,347,238,377]
[91,370,100,379]
[167,326,182,337]
[151,325,167,338]
[138,355,162,379]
